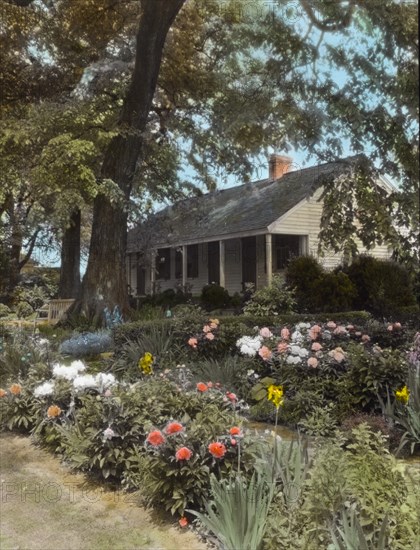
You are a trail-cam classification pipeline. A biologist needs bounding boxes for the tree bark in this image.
[73,0,186,321]
[58,209,81,298]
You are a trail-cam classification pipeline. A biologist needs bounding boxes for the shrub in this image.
[343,255,417,316]
[311,272,357,312]
[243,275,296,316]
[285,256,324,312]
[0,303,12,318]
[59,331,113,357]
[200,284,230,310]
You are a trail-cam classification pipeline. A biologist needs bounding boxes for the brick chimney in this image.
[269,154,293,180]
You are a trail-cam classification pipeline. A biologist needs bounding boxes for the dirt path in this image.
[0,434,207,550]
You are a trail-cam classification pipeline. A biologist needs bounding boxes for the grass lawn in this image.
[0,433,206,550]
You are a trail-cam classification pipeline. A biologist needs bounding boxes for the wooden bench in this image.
[35,299,75,325]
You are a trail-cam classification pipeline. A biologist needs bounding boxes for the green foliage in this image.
[189,355,254,398]
[285,256,325,312]
[311,272,357,313]
[298,403,338,437]
[343,256,417,316]
[344,343,408,412]
[0,303,12,318]
[200,284,230,311]
[329,508,390,550]
[243,275,296,316]
[189,471,274,550]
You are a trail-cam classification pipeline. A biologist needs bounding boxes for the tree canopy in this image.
[0,0,418,311]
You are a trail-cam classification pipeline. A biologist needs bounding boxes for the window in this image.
[157,248,171,280]
[274,235,300,269]
[187,244,199,278]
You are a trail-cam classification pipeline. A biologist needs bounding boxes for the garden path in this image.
[0,434,207,550]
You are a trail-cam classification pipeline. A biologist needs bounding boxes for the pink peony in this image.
[277,342,289,354]
[394,322,402,329]
[327,321,337,330]
[205,332,215,341]
[311,342,322,351]
[333,326,347,335]
[387,325,393,332]
[259,327,273,338]
[346,325,355,331]
[203,325,212,333]
[307,357,319,368]
[230,438,237,446]
[258,345,272,361]
[280,328,290,340]
[361,334,370,343]
[226,392,237,402]
[329,348,346,363]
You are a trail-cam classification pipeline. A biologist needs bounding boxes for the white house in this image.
[126,154,392,296]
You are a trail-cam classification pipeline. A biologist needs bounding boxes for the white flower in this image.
[291,330,303,343]
[236,335,262,357]
[286,355,301,365]
[95,373,116,390]
[298,348,309,358]
[297,322,311,330]
[103,427,116,440]
[73,374,97,391]
[34,381,55,397]
[53,361,86,381]
[290,345,301,355]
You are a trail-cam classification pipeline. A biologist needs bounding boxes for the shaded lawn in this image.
[0,433,206,550]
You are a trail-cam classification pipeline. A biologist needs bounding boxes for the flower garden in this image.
[1,301,419,550]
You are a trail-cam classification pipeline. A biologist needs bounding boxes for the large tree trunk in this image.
[74,0,186,320]
[58,208,81,298]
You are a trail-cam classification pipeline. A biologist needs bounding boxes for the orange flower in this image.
[175,447,192,461]
[165,422,184,435]
[208,441,226,458]
[47,405,62,418]
[146,430,165,446]
[179,517,188,528]
[9,384,22,396]
[188,337,198,348]
[0,388,7,398]
[197,382,208,392]
[229,426,241,436]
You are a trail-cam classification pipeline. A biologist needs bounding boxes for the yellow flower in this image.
[395,385,409,404]
[267,384,284,409]
[139,352,154,375]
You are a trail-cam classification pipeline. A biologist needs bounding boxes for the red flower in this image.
[146,430,165,446]
[165,422,184,434]
[197,382,208,392]
[208,441,227,458]
[226,392,237,402]
[179,517,188,528]
[175,447,193,461]
[229,426,241,436]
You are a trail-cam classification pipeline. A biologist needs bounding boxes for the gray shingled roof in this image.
[127,156,362,251]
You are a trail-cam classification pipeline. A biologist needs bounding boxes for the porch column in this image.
[150,250,156,295]
[265,234,273,286]
[219,240,225,288]
[182,245,187,290]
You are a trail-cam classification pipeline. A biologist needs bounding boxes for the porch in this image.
[127,234,308,297]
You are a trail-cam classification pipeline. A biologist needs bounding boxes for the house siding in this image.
[269,188,391,269]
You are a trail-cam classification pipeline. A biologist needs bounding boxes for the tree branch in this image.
[18,227,40,270]
[300,0,355,32]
